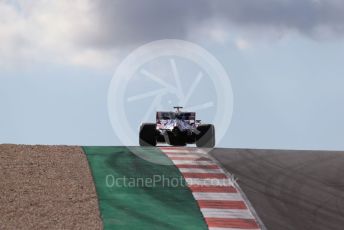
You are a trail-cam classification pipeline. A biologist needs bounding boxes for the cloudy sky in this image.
[1,0,344,150]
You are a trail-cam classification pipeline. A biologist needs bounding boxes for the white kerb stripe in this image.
[179,168,224,173]
[161,149,207,154]
[164,152,197,156]
[166,154,208,159]
[167,153,208,157]
[201,208,254,219]
[160,149,193,153]
[172,160,215,165]
[193,192,242,201]
[186,178,233,186]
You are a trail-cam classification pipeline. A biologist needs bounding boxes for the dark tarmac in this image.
[210,148,344,230]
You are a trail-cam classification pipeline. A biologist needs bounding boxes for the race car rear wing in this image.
[156,112,196,122]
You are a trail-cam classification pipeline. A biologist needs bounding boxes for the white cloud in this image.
[188,20,231,44]
[235,38,251,50]
[1,0,344,69]
[70,49,120,68]
[0,0,116,69]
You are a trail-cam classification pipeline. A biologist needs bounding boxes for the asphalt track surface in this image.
[210,148,344,230]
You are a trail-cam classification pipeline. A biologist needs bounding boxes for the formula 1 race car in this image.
[139,106,215,147]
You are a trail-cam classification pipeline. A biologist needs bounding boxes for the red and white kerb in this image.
[160,147,262,230]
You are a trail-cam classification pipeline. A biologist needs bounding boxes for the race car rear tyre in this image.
[196,124,215,148]
[139,123,157,146]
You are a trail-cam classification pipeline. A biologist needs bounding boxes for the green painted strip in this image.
[83,146,207,230]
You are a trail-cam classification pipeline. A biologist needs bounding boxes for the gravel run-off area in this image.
[0,145,102,230]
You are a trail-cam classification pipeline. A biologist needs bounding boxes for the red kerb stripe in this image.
[189,185,237,193]
[175,164,219,169]
[169,156,211,161]
[205,218,259,228]
[182,173,227,179]
[198,200,247,209]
